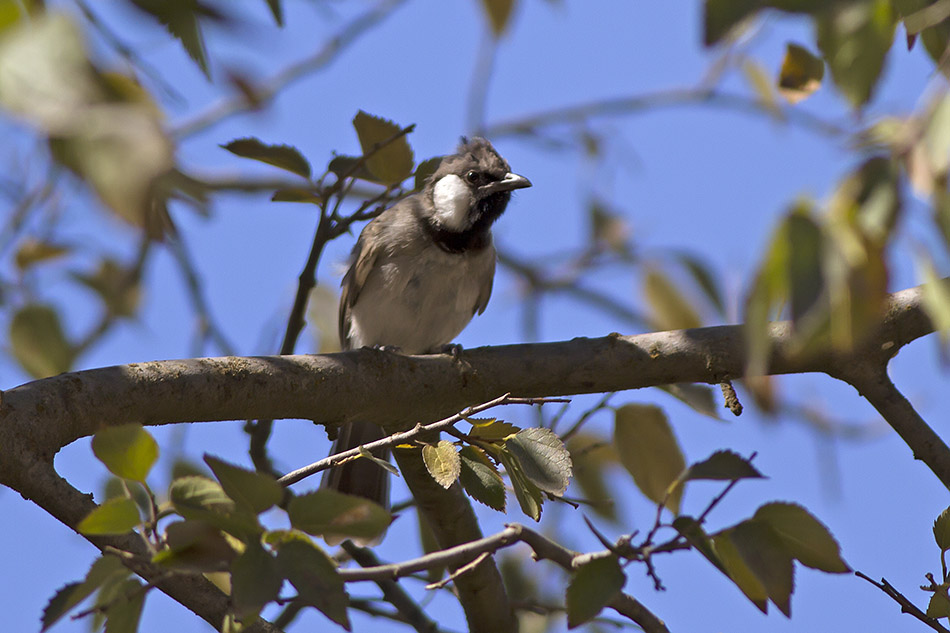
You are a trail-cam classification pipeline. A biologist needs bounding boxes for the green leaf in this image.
[204,455,283,514]
[458,445,506,511]
[684,450,765,482]
[102,578,145,633]
[816,0,896,109]
[221,137,311,178]
[169,475,262,540]
[703,0,760,45]
[565,555,626,629]
[422,440,461,489]
[935,507,950,551]
[778,42,824,103]
[614,404,686,514]
[480,0,516,36]
[42,555,129,631]
[504,427,573,496]
[414,156,443,191]
[275,539,350,630]
[72,259,141,318]
[351,110,414,185]
[327,154,376,182]
[499,445,544,520]
[928,591,950,619]
[643,267,702,330]
[468,418,519,440]
[154,520,239,571]
[78,498,141,536]
[722,519,795,616]
[711,529,769,613]
[754,502,850,573]
[673,516,726,574]
[92,424,159,482]
[231,540,283,617]
[271,187,324,204]
[287,489,391,543]
[918,254,950,344]
[10,303,74,378]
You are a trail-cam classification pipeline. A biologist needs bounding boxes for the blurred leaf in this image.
[657,383,720,419]
[154,520,238,571]
[934,506,950,551]
[129,0,220,80]
[778,42,824,103]
[754,502,850,572]
[42,555,129,632]
[677,253,727,316]
[0,0,38,33]
[644,267,702,330]
[703,0,831,46]
[352,110,414,185]
[287,489,391,543]
[918,255,950,344]
[565,555,626,628]
[73,259,141,318]
[614,404,685,514]
[92,424,158,483]
[264,0,283,26]
[505,427,573,496]
[480,0,516,36]
[10,303,74,378]
[222,138,311,178]
[204,455,283,514]
[422,440,461,489]
[458,445,506,511]
[589,200,630,253]
[786,211,825,328]
[567,434,616,521]
[170,458,209,480]
[15,239,70,270]
[816,0,896,108]
[417,508,445,582]
[711,528,769,613]
[684,450,764,482]
[275,539,350,629]
[720,520,795,616]
[231,540,282,617]
[742,58,779,114]
[77,497,140,536]
[414,155,443,191]
[499,445,543,520]
[271,187,324,204]
[307,284,341,353]
[468,418,519,440]
[102,578,145,633]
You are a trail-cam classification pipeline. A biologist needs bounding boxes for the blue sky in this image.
[1,1,948,632]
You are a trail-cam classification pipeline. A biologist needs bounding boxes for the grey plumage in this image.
[323,137,531,512]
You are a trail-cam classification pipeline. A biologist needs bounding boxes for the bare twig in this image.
[855,571,950,633]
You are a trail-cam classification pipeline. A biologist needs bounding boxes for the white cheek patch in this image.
[432,174,472,231]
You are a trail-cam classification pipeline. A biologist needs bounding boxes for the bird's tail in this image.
[322,419,390,509]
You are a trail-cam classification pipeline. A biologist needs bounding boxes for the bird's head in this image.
[426,137,531,234]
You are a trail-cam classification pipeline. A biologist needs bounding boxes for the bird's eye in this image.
[465,171,480,184]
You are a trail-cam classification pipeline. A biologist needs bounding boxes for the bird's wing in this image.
[474,248,496,316]
[338,218,387,348]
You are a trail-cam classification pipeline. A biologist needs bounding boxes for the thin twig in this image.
[855,571,950,633]
[278,394,566,486]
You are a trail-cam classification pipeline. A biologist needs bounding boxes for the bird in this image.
[322,137,531,510]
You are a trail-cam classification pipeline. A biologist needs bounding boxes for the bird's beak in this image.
[479,172,532,196]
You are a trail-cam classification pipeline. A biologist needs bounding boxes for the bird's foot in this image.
[371,344,403,354]
[439,343,464,361]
